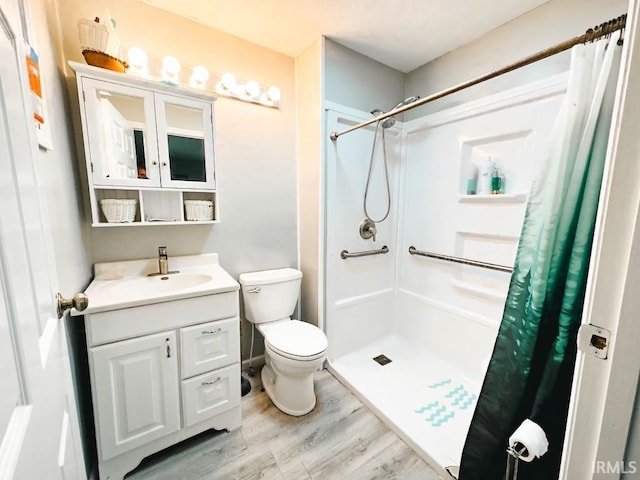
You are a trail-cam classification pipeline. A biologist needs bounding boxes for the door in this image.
[90,331,180,461]
[0,8,86,480]
[561,1,640,478]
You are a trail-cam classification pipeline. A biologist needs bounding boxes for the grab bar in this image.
[341,245,389,260]
[408,246,513,273]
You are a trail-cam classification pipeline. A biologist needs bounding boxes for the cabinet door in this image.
[90,331,180,461]
[155,93,216,190]
[81,78,161,188]
[180,317,240,379]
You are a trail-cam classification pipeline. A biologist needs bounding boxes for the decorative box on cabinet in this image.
[69,61,218,226]
[74,254,241,480]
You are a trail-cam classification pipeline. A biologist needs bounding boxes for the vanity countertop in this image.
[73,253,239,315]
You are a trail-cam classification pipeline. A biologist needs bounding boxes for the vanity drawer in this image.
[181,363,240,428]
[180,317,240,379]
[86,291,239,347]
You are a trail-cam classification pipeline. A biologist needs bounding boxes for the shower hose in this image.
[363,121,391,224]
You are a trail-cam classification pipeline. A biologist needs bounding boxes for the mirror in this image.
[162,102,207,183]
[96,90,149,181]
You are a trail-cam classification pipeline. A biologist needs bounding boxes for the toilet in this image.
[239,268,328,416]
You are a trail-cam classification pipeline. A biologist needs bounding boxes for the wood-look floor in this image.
[127,369,440,480]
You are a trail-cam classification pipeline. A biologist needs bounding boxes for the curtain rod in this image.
[330,14,627,141]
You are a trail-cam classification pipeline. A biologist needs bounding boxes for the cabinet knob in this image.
[152,161,158,166]
[56,292,88,319]
[162,162,167,167]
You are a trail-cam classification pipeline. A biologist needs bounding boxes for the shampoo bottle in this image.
[466,163,478,195]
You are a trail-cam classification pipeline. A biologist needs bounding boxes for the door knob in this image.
[56,292,89,319]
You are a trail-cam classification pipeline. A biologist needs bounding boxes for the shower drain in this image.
[373,354,392,366]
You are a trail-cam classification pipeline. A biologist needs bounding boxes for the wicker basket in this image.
[184,200,214,221]
[100,199,137,223]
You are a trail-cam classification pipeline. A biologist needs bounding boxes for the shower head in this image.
[371,108,396,129]
[370,96,421,129]
[392,96,421,110]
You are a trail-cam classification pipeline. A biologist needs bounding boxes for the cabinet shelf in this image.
[93,188,218,226]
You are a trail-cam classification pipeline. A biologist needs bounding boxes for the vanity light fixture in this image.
[215,72,280,108]
[127,46,149,78]
[189,65,209,89]
[161,55,181,86]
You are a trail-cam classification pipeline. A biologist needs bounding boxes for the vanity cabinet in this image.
[83,291,241,480]
[69,62,218,226]
[90,331,180,461]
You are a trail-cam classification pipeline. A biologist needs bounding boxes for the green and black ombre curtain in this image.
[459,31,622,480]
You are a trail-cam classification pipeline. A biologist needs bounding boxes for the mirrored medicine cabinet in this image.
[70,61,218,226]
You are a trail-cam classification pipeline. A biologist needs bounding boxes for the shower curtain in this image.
[459,32,622,480]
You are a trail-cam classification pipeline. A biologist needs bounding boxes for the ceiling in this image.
[140,0,551,73]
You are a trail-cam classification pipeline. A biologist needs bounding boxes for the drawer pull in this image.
[201,328,223,335]
[201,377,221,386]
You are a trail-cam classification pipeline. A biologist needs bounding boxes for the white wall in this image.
[324,38,405,114]
[26,0,93,298]
[297,38,324,329]
[56,0,299,363]
[405,0,628,119]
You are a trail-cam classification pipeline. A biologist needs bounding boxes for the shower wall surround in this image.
[324,73,568,473]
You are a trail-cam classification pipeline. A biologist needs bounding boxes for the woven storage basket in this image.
[100,199,137,223]
[184,200,214,221]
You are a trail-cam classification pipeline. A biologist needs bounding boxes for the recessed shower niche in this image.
[458,130,534,202]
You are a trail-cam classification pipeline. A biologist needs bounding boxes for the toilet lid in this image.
[265,320,328,358]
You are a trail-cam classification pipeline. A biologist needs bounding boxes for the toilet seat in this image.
[264,320,327,361]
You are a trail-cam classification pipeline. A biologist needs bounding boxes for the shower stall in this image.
[322,72,568,475]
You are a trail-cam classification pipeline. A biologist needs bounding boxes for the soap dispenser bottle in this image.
[491,162,502,194]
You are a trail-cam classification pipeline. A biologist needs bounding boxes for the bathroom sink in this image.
[76,253,239,314]
[99,273,213,296]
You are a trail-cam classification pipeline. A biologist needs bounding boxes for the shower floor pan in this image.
[328,335,479,477]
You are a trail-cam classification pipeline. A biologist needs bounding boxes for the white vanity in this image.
[73,254,241,479]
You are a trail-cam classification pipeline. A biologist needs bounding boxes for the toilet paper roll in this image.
[508,419,549,463]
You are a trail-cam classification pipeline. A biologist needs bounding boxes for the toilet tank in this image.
[239,268,302,324]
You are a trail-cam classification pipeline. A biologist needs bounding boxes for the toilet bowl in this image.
[239,268,328,416]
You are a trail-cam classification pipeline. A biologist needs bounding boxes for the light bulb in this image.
[267,86,281,102]
[127,47,148,68]
[245,80,260,98]
[162,56,181,75]
[161,56,181,85]
[220,73,236,90]
[127,47,149,77]
[190,65,209,89]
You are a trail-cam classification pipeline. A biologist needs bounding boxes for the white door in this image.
[90,331,180,462]
[561,1,640,478]
[0,8,86,480]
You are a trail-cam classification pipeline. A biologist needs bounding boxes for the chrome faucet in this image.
[158,246,169,274]
[148,246,179,276]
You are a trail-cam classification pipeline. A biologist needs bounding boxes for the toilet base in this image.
[261,363,317,416]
